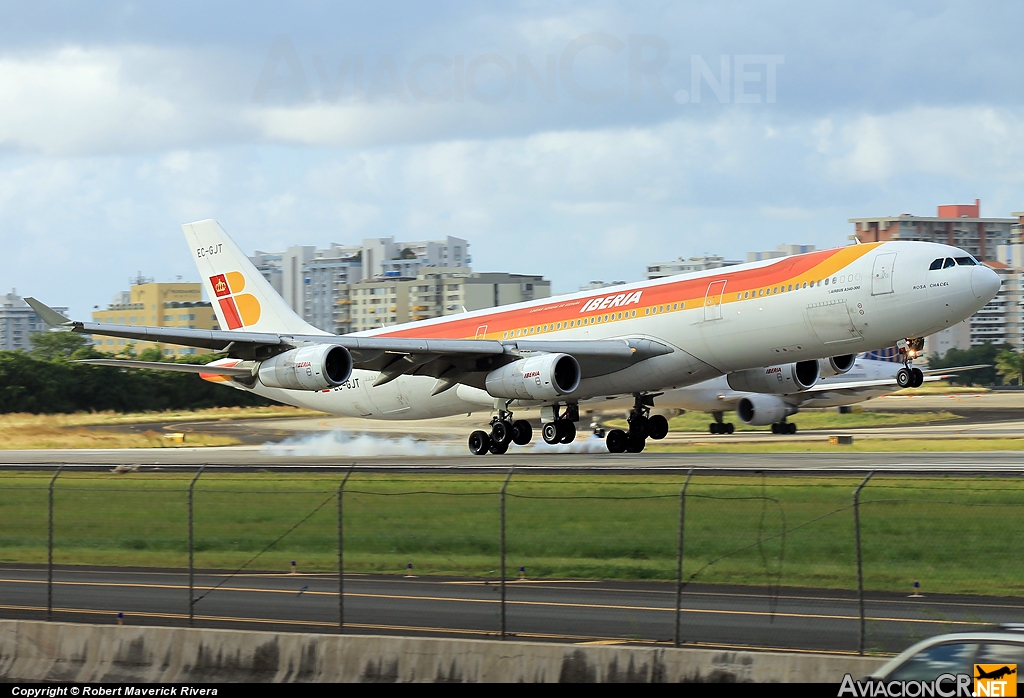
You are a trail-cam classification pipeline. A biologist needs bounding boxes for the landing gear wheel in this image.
[787,422,797,435]
[771,423,779,434]
[628,416,649,438]
[725,423,735,434]
[511,420,533,445]
[896,367,912,388]
[911,367,924,388]
[606,429,628,453]
[469,430,491,456]
[559,421,576,444]
[625,433,646,453]
[709,423,720,435]
[542,422,561,445]
[491,420,513,446]
[647,415,669,440]
[488,440,509,455]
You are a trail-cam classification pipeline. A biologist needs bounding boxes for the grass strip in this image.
[0,472,1021,596]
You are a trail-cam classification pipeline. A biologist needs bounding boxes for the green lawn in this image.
[0,471,1021,596]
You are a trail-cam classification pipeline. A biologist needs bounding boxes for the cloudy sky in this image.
[3,1,1024,317]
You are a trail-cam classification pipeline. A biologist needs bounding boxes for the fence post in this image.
[500,468,514,641]
[674,468,693,648]
[188,465,206,628]
[338,467,354,634]
[853,471,874,656]
[47,465,64,622]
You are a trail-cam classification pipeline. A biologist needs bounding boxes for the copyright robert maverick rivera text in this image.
[11,689,217,697]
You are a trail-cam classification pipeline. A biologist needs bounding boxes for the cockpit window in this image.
[955,257,977,266]
[929,258,943,270]
[943,258,956,269]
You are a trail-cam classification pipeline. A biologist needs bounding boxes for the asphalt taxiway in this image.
[0,566,1018,655]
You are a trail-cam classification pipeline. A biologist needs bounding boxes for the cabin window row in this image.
[502,309,639,338]
[733,273,864,300]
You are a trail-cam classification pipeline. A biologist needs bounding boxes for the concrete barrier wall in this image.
[0,620,885,683]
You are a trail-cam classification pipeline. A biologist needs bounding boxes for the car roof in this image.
[872,632,1024,678]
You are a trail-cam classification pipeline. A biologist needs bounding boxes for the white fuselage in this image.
[216,241,996,419]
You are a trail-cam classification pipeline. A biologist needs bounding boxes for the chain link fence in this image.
[1,465,1022,656]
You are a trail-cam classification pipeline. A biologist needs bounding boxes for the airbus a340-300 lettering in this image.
[27,220,999,455]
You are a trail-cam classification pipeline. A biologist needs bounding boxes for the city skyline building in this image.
[0,289,68,352]
[90,276,217,356]
[849,199,1016,262]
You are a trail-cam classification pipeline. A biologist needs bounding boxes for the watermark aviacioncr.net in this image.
[252,34,783,106]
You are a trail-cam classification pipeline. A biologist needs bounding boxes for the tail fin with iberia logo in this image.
[182,220,329,336]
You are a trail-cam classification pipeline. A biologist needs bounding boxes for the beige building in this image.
[91,279,219,356]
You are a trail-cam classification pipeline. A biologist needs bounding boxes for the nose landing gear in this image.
[896,338,925,389]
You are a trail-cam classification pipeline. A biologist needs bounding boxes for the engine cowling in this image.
[736,394,796,426]
[726,360,819,394]
[818,354,857,378]
[258,345,353,391]
[485,353,580,400]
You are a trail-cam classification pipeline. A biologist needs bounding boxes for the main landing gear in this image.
[772,421,797,435]
[708,411,734,435]
[605,395,670,454]
[895,337,925,389]
[468,406,534,456]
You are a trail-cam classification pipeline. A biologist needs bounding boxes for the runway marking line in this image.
[5,572,1021,613]
[0,578,994,627]
[0,603,873,656]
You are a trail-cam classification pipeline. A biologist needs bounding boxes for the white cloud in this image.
[823,107,1024,183]
[0,47,196,155]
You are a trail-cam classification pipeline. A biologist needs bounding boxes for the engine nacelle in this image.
[258,345,353,391]
[736,394,797,426]
[726,360,819,394]
[818,354,857,378]
[485,353,581,400]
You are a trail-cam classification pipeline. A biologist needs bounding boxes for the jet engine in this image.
[818,354,857,378]
[726,360,819,394]
[258,344,353,391]
[485,353,581,400]
[736,394,796,426]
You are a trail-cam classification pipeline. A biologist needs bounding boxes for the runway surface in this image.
[1,566,1019,654]
[1,448,1023,474]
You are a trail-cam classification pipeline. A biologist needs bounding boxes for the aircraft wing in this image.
[798,364,990,394]
[28,298,672,382]
[922,364,990,375]
[76,359,256,376]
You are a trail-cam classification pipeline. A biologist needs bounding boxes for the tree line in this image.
[0,331,271,414]
[925,340,1024,387]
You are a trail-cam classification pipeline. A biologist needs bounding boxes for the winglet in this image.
[25,298,72,327]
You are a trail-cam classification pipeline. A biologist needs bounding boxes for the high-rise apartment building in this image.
[250,235,547,334]
[0,290,68,351]
[341,269,549,334]
[746,245,816,263]
[645,254,741,280]
[849,200,1015,262]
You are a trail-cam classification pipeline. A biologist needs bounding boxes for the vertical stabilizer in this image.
[182,220,328,336]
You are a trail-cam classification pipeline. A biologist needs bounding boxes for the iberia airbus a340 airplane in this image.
[27,220,1000,455]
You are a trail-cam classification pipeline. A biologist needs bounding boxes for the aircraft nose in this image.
[971,265,1000,300]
